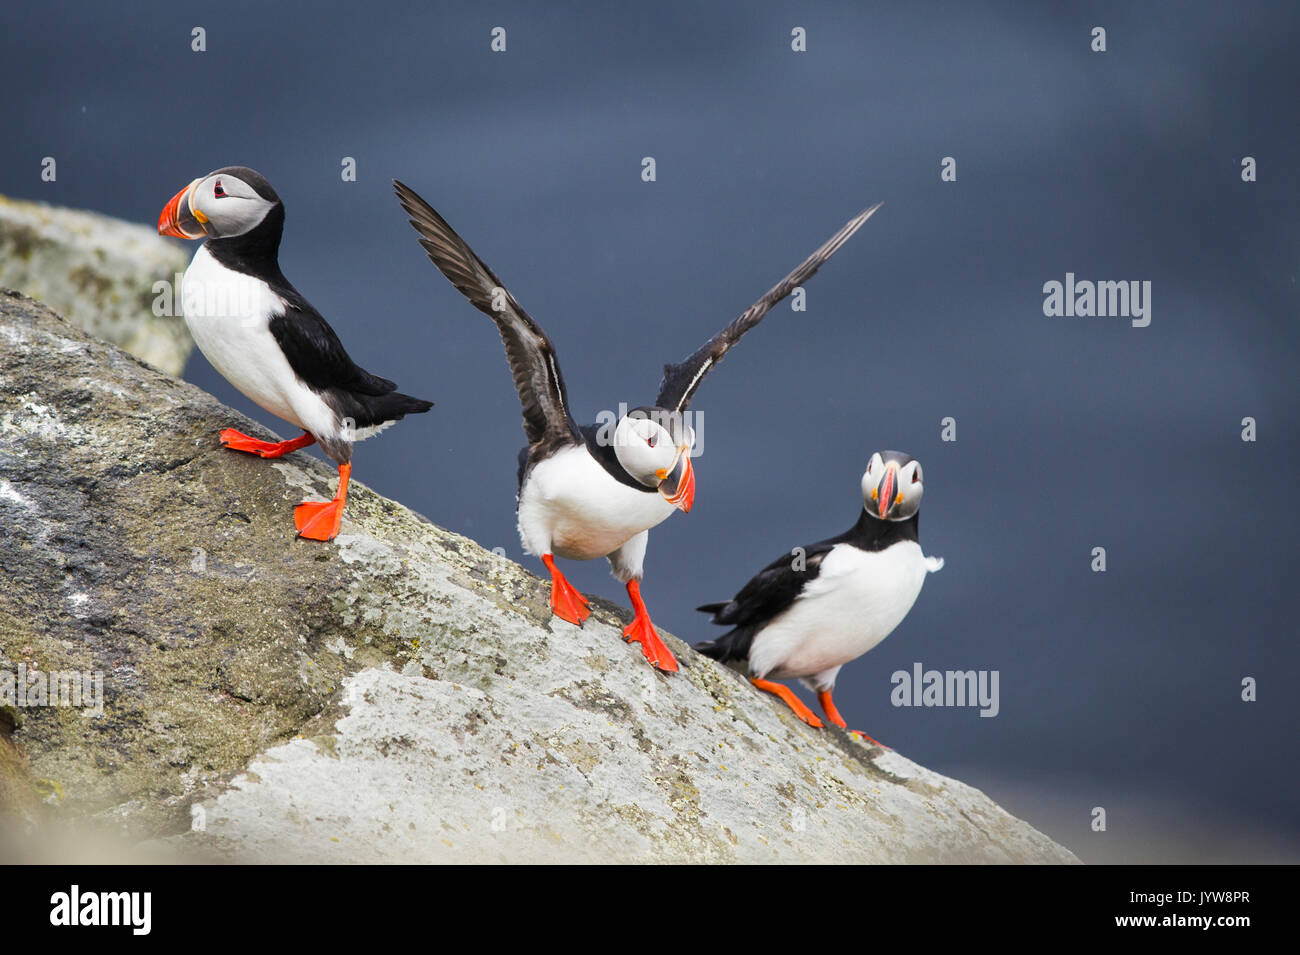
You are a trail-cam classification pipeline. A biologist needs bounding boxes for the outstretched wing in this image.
[394,180,580,451]
[656,202,881,414]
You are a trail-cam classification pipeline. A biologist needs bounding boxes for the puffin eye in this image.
[647,434,657,448]
[214,181,227,198]
[912,467,922,484]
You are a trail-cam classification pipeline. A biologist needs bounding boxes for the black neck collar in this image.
[580,424,658,493]
[203,204,287,284]
[845,507,919,550]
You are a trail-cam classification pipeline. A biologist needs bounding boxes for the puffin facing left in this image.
[158,166,433,540]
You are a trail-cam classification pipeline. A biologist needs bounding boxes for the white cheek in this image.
[636,445,663,477]
[615,441,648,480]
[637,443,676,481]
[217,198,272,235]
[654,445,675,474]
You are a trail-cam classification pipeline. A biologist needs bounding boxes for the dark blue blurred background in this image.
[3,0,1297,862]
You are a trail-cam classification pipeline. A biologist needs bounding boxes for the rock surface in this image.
[0,194,192,375]
[0,291,1078,863]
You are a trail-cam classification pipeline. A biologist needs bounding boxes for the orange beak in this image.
[158,180,206,239]
[877,463,897,519]
[659,449,695,513]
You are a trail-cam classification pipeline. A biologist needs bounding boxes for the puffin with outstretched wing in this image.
[395,181,878,671]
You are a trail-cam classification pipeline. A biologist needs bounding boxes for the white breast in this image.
[749,540,930,681]
[181,245,338,439]
[517,445,676,561]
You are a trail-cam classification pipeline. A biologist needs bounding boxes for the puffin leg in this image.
[752,678,823,728]
[621,579,679,672]
[817,690,848,729]
[294,462,350,541]
[541,554,591,626]
[817,689,886,747]
[221,428,316,459]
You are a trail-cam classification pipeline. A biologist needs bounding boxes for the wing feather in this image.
[656,202,881,413]
[394,180,579,450]
[702,544,836,629]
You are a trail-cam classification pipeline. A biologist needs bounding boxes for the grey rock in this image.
[0,194,192,375]
[0,291,1078,863]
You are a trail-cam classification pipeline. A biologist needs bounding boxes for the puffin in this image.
[395,180,879,671]
[695,451,943,739]
[158,166,433,541]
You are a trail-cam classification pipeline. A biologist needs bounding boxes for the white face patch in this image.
[612,415,679,486]
[861,452,924,521]
[190,173,276,239]
[893,459,924,519]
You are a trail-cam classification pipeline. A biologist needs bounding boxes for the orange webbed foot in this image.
[622,614,679,672]
[753,678,823,728]
[294,498,345,541]
[542,554,591,626]
[294,463,350,542]
[221,428,316,459]
[622,580,679,672]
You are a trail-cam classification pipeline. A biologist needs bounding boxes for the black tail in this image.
[696,602,728,617]
[694,626,755,664]
[354,390,434,427]
[382,391,435,417]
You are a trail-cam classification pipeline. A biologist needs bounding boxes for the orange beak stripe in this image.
[877,466,896,519]
[664,453,695,513]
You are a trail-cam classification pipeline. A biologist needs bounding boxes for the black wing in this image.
[656,202,882,414]
[692,541,839,664]
[699,504,916,632]
[700,539,840,628]
[394,180,580,452]
[696,505,920,663]
[268,293,397,397]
